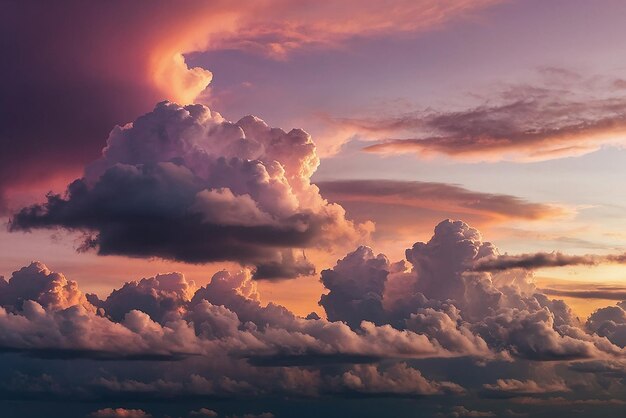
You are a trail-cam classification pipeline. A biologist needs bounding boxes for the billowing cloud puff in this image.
[330,363,464,396]
[0,262,92,312]
[11,102,369,278]
[319,246,395,329]
[586,301,626,348]
[87,272,196,323]
[0,260,490,364]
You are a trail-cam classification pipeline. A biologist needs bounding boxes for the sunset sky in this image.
[3,1,626,417]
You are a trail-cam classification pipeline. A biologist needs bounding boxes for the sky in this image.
[3,1,626,417]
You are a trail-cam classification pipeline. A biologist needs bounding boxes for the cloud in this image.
[586,301,626,347]
[10,102,370,278]
[330,363,464,396]
[318,219,624,361]
[0,0,501,210]
[473,251,626,272]
[0,260,485,364]
[449,406,495,417]
[3,219,626,407]
[317,180,566,223]
[482,378,570,396]
[88,408,151,418]
[319,246,393,329]
[0,261,92,312]
[189,409,218,417]
[87,272,196,323]
[228,414,274,418]
[511,396,626,406]
[331,73,626,162]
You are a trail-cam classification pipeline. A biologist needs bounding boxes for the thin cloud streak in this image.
[317,179,567,222]
[473,251,626,272]
[334,74,626,162]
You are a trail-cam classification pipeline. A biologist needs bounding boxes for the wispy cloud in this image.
[317,179,567,222]
[473,251,626,272]
[333,73,626,162]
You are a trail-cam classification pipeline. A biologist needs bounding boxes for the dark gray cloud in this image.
[481,379,569,398]
[319,246,392,329]
[586,301,626,348]
[473,252,626,272]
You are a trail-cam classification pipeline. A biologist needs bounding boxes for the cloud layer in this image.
[2,220,626,416]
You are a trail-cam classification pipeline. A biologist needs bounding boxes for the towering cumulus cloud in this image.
[320,220,623,360]
[11,102,367,278]
[10,102,368,278]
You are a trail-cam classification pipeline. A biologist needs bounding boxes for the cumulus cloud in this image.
[586,301,626,348]
[448,406,495,417]
[318,219,624,361]
[189,409,218,417]
[482,378,570,396]
[330,363,464,396]
[3,220,623,371]
[10,102,370,278]
[2,219,626,409]
[87,272,196,322]
[319,246,393,329]
[0,261,92,312]
[0,260,489,365]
